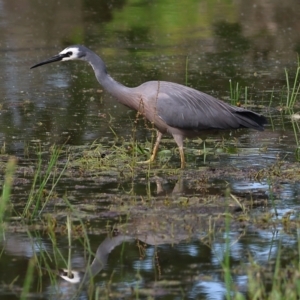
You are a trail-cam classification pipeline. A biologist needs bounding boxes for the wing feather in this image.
[156,82,266,131]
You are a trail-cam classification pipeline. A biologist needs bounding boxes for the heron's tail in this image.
[234,111,267,131]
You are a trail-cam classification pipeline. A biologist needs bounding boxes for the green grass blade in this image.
[0,157,17,225]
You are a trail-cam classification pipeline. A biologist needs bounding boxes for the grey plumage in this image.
[31,45,267,168]
[154,81,265,131]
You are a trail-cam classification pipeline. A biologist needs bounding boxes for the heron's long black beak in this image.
[30,54,66,69]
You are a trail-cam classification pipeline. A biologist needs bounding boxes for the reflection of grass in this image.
[223,188,233,300]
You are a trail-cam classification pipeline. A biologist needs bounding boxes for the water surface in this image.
[0,0,300,299]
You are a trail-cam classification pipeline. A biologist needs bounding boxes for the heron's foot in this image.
[136,158,154,164]
[136,154,156,164]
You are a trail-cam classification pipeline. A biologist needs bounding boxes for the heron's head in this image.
[30,45,87,69]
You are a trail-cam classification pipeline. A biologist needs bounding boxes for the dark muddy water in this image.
[0,0,300,299]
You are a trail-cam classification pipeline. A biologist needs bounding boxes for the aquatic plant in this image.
[22,145,68,218]
[291,117,300,160]
[0,157,16,234]
[229,80,248,106]
[247,239,300,300]
[285,59,300,109]
[20,257,36,300]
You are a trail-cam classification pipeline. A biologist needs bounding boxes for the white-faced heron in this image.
[31,45,267,168]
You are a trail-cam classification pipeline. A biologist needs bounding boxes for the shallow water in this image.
[0,0,300,299]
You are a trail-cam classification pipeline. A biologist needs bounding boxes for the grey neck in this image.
[84,52,134,105]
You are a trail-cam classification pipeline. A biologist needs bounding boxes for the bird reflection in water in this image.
[58,234,132,284]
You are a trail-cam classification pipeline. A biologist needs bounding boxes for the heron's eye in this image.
[66,51,72,57]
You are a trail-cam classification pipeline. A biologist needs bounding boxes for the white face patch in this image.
[59,269,81,284]
[59,47,81,61]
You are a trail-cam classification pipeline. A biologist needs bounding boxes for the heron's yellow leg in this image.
[137,131,162,164]
[179,146,186,169]
[172,133,186,169]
